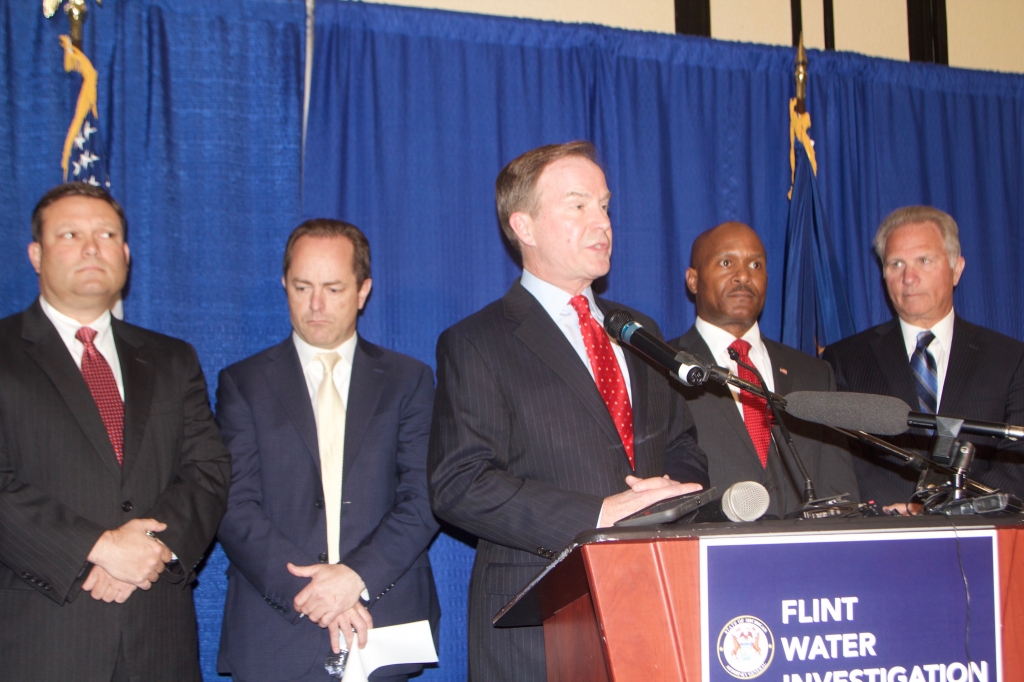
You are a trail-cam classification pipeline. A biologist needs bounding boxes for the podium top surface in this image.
[492,514,1024,628]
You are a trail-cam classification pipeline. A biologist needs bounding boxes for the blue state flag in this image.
[780,105,855,356]
[59,35,109,188]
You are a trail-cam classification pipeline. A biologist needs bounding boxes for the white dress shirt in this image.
[40,296,124,401]
[694,317,775,421]
[899,307,955,406]
[520,270,632,402]
[292,331,358,426]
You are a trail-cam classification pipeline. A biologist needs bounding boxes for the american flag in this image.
[66,110,109,188]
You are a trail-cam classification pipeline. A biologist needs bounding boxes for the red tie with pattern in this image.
[76,327,125,465]
[728,338,772,468]
[569,296,635,468]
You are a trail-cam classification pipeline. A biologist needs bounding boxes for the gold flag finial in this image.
[795,32,807,114]
[43,1,102,50]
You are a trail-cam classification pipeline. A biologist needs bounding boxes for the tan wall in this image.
[364,0,1024,74]
[947,0,1024,73]
[363,0,676,34]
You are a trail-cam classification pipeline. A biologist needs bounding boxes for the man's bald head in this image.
[685,222,767,337]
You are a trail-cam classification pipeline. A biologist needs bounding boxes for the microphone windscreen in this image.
[604,310,634,340]
[721,481,770,522]
[784,391,911,436]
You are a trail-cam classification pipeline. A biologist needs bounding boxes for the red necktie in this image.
[76,327,125,465]
[570,296,634,468]
[728,339,772,468]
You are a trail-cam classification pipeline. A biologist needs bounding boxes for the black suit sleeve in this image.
[428,328,605,554]
[0,421,105,603]
[342,363,439,604]
[144,344,231,582]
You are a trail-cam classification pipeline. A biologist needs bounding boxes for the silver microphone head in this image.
[721,481,770,522]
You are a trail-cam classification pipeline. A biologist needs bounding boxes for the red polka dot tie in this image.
[728,338,772,468]
[76,327,124,465]
[570,296,634,468]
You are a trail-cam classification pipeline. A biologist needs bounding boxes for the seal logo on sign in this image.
[717,615,774,679]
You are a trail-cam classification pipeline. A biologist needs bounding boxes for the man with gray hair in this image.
[822,206,1024,507]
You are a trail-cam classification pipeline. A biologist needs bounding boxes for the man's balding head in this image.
[685,222,767,337]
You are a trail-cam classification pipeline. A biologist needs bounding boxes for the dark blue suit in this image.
[215,335,440,681]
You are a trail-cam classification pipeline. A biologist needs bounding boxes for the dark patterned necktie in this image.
[569,296,635,468]
[911,330,938,413]
[728,339,772,468]
[76,327,124,464]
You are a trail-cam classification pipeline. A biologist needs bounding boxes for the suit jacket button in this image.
[315,500,324,509]
[121,501,133,512]
[318,553,328,563]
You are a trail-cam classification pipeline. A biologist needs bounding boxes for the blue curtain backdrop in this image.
[0,0,306,679]
[3,0,1024,679]
[305,3,1024,679]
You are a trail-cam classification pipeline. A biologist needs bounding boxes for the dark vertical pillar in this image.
[675,0,711,37]
[907,0,949,64]
[823,0,835,50]
[791,0,803,47]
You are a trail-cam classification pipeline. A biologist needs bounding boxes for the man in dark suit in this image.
[428,141,709,681]
[669,222,858,517]
[822,206,1024,506]
[216,219,440,682]
[0,182,231,681]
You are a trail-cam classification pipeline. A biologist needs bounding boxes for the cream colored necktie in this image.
[315,352,346,564]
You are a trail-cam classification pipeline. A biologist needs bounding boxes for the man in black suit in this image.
[428,141,709,681]
[0,182,231,681]
[216,219,440,682]
[669,222,858,517]
[822,206,1024,506]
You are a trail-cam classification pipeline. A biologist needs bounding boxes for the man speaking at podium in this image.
[428,141,709,681]
[669,222,858,518]
[822,206,1024,506]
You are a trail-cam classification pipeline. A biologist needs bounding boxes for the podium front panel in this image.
[701,529,1000,682]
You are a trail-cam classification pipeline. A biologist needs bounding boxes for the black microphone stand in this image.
[727,348,858,519]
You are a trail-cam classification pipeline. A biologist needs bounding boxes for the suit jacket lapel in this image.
[939,316,980,414]
[677,327,761,463]
[115,322,155,481]
[342,338,387,482]
[505,283,625,459]
[21,301,122,481]
[264,339,320,470]
[763,339,794,397]
[869,320,919,409]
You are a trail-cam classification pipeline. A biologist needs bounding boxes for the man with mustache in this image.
[822,206,1024,507]
[429,141,709,681]
[669,221,858,517]
[0,182,231,680]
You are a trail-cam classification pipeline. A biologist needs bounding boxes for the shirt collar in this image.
[39,295,113,338]
[292,329,359,371]
[694,316,766,362]
[520,269,602,323]
[899,307,955,357]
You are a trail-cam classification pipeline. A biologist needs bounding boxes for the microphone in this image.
[688,480,770,523]
[604,310,726,386]
[783,391,1024,441]
[783,391,911,436]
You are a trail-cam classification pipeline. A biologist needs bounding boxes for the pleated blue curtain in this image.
[305,4,1024,680]
[0,1,305,678]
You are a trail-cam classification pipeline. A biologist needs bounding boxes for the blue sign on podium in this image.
[701,530,1001,682]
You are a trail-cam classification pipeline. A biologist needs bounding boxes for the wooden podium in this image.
[493,516,1024,682]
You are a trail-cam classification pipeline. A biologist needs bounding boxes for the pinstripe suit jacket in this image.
[428,281,709,682]
[822,316,1024,506]
[670,327,859,518]
[0,301,231,681]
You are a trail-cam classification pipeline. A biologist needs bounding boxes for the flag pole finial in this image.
[795,32,807,114]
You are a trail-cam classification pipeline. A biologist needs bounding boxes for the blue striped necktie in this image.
[911,330,938,413]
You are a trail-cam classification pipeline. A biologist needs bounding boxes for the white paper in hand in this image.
[341,620,437,682]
